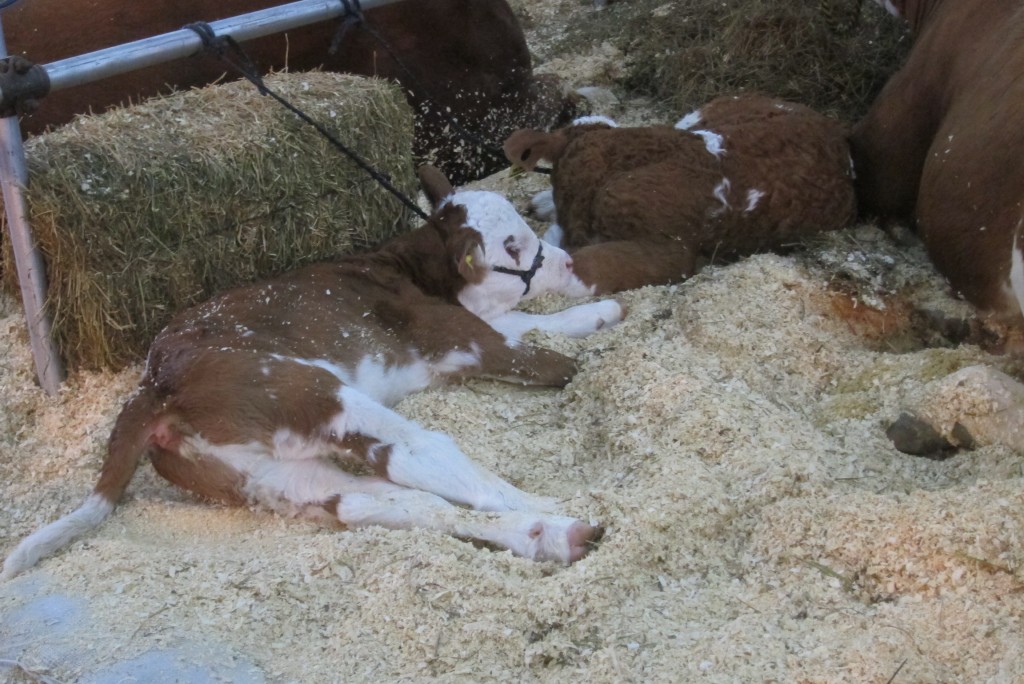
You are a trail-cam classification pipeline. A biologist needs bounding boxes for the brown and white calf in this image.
[850,0,1024,324]
[503,94,857,295]
[1,166,622,579]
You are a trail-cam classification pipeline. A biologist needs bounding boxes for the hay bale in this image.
[562,0,910,121]
[2,71,417,371]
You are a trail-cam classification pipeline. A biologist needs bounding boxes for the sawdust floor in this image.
[3,1,1024,681]
[4,200,1024,682]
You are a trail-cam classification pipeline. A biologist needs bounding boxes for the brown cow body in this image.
[3,0,575,183]
[1,167,623,578]
[850,0,1024,322]
[504,94,856,295]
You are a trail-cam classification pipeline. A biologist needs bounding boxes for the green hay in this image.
[2,71,416,371]
[563,0,910,121]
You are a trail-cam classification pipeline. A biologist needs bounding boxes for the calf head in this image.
[418,166,584,320]
[503,118,618,172]
[503,129,571,172]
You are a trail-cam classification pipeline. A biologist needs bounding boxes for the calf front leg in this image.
[404,302,580,387]
[489,299,625,342]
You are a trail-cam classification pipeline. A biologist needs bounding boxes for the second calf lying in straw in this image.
[504,94,857,294]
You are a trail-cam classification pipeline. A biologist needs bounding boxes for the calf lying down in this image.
[2,166,623,579]
[504,94,857,294]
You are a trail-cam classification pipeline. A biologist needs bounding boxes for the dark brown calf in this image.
[850,0,1024,322]
[1,166,624,578]
[3,0,576,183]
[504,95,856,295]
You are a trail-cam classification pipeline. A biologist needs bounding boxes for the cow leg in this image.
[569,239,699,294]
[334,386,558,513]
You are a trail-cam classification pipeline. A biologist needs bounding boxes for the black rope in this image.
[184,21,430,222]
[329,0,364,54]
[492,241,544,295]
[329,0,507,162]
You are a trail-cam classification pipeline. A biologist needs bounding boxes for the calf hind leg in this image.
[336,387,558,513]
[234,455,602,563]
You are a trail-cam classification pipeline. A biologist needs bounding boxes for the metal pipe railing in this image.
[43,0,404,94]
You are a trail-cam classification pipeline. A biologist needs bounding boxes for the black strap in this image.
[329,0,365,55]
[492,242,545,295]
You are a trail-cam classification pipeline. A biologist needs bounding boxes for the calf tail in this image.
[1,387,162,579]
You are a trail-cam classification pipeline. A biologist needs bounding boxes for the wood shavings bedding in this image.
[3,215,1021,682]
[3,2,1023,680]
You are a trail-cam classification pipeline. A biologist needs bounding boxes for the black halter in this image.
[491,242,545,295]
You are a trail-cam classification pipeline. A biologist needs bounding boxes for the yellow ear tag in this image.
[465,254,474,266]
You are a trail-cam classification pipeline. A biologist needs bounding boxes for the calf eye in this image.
[503,236,521,263]
[520,148,532,162]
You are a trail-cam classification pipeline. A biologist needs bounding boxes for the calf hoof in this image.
[528,517,605,563]
[567,521,605,563]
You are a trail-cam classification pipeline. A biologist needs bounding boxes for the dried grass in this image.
[558,0,910,120]
[2,71,416,371]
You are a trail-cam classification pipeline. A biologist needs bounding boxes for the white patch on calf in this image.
[543,222,565,248]
[674,109,703,130]
[572,114,619,127]
[431,344,483,375]
[711,178,732,215]
[205,442,361,519]
[273,428,333,461]
[530,189,557,222]
[744,188,766,213]
[272,349,479,408]
[345,354,438,406]
[693,129,725,157]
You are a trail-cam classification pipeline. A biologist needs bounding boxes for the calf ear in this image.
[503,129,544,171]
[503,129,570,172]
[451,228,487,284]
[418,165,454,209]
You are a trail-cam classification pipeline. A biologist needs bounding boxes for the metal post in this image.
[0,15,63,394]
[0,0,404,393]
